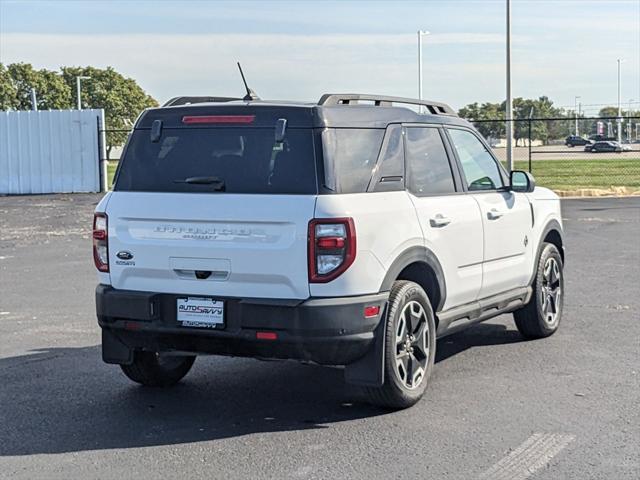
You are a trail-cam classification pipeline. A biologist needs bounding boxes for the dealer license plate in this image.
[177,297,224,329]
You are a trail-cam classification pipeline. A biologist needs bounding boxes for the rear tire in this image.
[514,242,564,339]
[120,351,196,387]
[364,281,436,409]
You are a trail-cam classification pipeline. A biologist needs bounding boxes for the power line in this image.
[558,101,640,109]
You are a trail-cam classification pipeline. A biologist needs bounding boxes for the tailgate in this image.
[106,192,316,299]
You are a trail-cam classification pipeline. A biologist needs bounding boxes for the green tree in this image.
[599,106,619,118]
[510,97,537,146]
[499,96,565,145]
[61,66,158,158]
[0,63,19,110]
[6,63,72,110]
[458,102,505,140]
[461,96,567,146]
[532,96,564,144]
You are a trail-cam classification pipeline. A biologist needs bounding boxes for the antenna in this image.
[237,62,260,101]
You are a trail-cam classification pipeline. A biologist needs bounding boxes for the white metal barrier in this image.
[0,109,105,194]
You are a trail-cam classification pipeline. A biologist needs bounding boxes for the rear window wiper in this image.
[174,176,225,190]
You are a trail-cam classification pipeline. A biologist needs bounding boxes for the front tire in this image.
[514,242,564,339]
[364,281,436,409]
[120,351,196,387]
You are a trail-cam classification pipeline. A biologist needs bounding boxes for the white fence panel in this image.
[0,109,104,194]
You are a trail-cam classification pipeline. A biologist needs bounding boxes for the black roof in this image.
[136,93,470,129]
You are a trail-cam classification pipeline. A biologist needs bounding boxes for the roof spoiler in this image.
[317,93,457,116]
[163,96,242,107]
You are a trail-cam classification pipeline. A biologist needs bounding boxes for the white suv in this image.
[94,94,564,409]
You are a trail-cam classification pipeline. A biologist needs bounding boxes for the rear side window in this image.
[321,128,384,193]
[405,127,456,195]
[115,128,317,194]
[370,125,404,192]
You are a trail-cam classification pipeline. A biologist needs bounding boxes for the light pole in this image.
[505,0,514,172]
[579,101,582,134]
[76,75,91,110]
[417,30,430,107]
[628,99,634,142]
[30,88,38,111]
[616,59,623,143]
[574,96,581,136]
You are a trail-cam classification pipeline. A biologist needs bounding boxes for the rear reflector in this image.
[364,305,380,318]
[182,115,255,125]
[256,331,278,340]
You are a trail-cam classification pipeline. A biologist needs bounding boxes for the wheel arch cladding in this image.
[543,227,564,263]
[528,219,564,286]
[379,246,446,314]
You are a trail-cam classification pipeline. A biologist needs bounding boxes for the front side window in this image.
[405,127,456,195]
[448,128,504,191]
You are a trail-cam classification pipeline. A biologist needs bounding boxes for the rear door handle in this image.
[430,214,451,227]
[487,208,504,220]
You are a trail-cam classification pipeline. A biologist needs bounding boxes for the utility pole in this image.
[574,96,581,136]
[505,0,514,172]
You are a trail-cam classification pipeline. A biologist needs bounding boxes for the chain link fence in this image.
[470,116,640,194]
[103,116,640,195]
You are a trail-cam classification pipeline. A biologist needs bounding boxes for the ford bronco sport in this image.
[94,93,565,409]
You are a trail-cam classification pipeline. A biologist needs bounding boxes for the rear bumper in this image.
[96,285,388,366]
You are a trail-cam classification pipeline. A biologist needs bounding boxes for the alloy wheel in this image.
[541,257,562,325]
[395,301,429,390]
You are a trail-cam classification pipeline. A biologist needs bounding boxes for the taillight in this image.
[93,213,109,272]
[308,218,356,283]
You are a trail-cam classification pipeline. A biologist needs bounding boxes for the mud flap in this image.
[344,307,386,387]
[102,329,133,365]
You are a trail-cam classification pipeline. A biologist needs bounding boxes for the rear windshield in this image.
[114,128,318,194]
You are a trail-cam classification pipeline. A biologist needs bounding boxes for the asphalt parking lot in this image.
[0,195,638,480]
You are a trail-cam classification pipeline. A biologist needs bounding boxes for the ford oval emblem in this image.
[116,251,134,260]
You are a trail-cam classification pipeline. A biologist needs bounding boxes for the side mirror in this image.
[510,170,535,193]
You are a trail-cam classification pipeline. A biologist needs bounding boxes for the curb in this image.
[555,187,640,198]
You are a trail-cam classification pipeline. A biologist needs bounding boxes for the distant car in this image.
[565,135,591,147]
[585,141,629,153]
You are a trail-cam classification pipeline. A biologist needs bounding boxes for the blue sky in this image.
[1,0,639,112]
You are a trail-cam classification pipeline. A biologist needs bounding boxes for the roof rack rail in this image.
[317,93,457,116]
[163,96,242,107]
